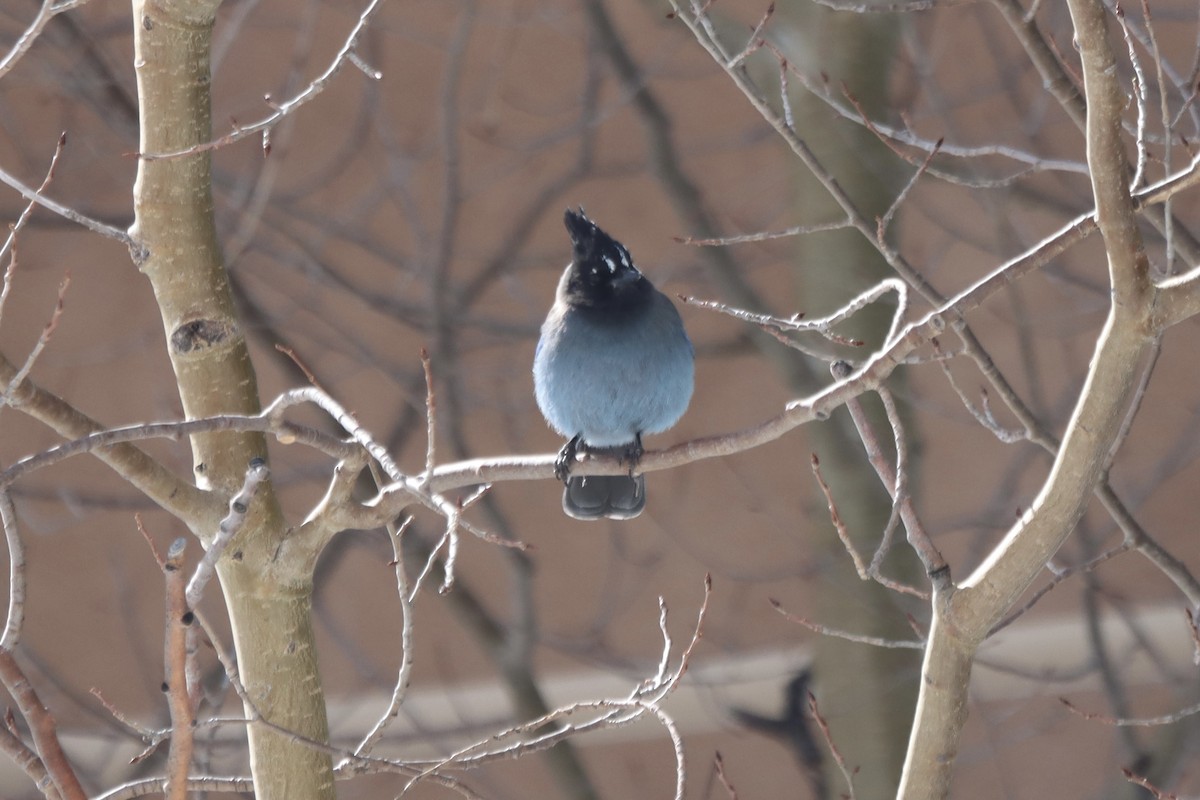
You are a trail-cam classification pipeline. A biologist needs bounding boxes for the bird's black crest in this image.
[563,208,629,270]
[560,207,646,313]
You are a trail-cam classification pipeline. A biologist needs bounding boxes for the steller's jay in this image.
[533,208,694,519]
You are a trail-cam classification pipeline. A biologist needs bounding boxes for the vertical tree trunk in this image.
[130,1,335,796]
[773,7,922,797]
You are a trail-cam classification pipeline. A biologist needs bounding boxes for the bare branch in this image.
[832,361,948,584]
[1061,695,1200,727]
[0,406,349,489]
[0,488,26,650]
[343,517,415,763]
[162,538,194,800]
[185,459,269,608]
[675,217,852,245]
[712,752,739,800]
[94,776,255,800]
[0,352,215,523]
[397,577,710,795]
[420,347,437,483]
[684,276,909,353]
[771,600,925,649]
[810,453,869,577]
[0,133,68,280]
[0,162,133,247]
[0,650,85,800]
[1121,768,1179,800]
[1,272,70,410]
[898,0,1162,792]
[0,0,89,79]
[807,692,858,799]
[0,721,55,799]
[138,0,390,161]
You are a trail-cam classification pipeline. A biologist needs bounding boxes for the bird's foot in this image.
[619,433,644,477]
[555,435,583,482]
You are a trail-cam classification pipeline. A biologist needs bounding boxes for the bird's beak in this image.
[612,269,641,288]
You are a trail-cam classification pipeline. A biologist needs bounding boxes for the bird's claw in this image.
[557,433,643,481]
[555,435,582,482]
[619,433,644,477]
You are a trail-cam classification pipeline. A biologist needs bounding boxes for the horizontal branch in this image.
[0,403,355,490]
[0,196,1177,532]
[0,159,134,248]
[422,208,1106,494]
[0,351,215,525]
[94,776,255,800]
[1151,265,1200,329]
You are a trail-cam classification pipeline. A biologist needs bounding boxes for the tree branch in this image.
[898,0,1158,794]
[0,351,215,524]
[0,650,85,800]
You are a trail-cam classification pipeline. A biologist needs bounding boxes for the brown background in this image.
[2,0,1199,797]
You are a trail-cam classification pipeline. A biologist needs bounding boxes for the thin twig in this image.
[1115,6,1149,189]
[778,55,794,131]
[162,538,194,800]
[878,138,942,241]
[0,1,87,79]
[810,454,869,577]
[1186,608,1200,666]
[1,273,71,409]
[683,276,908,354]
[932,341,1027,443]
[0,407,346,488]
[0,133,68,284]
[990,542,1131,634]
[0,722,56,800]
[675,217,852,245]
[0,163,132,247]
[770,599,925,649]
[808,692,858,798]
[1060,695,1200,726]
[833,361,946,589]
[712,752,739,800]
[724,2,774,69]
[345,517,416,762]
[1121,768,1178,800]
[398,576,710,795]
[139,0,390,160]
[0,245,16,330]
[420,347,437,483]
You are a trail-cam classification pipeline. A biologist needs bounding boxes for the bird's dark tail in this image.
[563,474,645,520]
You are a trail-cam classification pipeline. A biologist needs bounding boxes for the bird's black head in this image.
[561,208,651,314]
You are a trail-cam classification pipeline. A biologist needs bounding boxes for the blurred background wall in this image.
[2,0,1199,797]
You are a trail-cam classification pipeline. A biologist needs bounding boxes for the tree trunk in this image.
[776,7,921,797]
[130,0,335,795]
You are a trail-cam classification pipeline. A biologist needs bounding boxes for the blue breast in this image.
[534,293,693,447]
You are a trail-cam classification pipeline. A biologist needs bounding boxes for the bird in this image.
[731,669,826,798]
[533,208,694,520]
